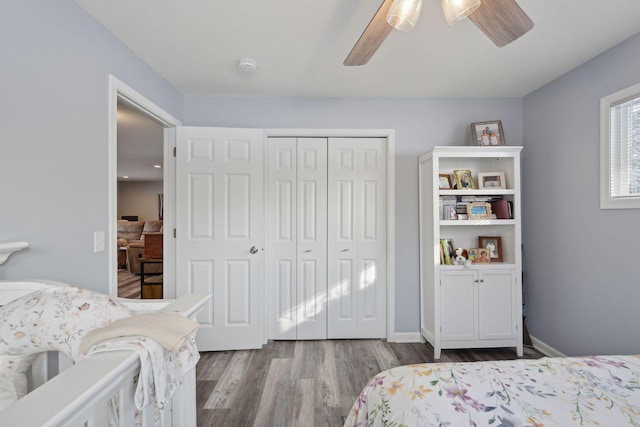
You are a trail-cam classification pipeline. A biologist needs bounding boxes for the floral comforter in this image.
[344,355,640,427]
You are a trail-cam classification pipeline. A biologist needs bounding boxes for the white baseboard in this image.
[392,332,423,343]
[390,332,566,356]
[530,335,566,357]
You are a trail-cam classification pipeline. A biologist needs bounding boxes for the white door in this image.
[478,269,516,340]
[176,127,264,351]
[327,137,387,338]
[267,137,327,340]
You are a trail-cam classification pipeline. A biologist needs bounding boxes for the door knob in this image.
[250,246,258,254]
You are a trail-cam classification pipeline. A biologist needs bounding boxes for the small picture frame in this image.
[478,172,506,189]
[466,202,492,220]
[440,238,456,265]
[478,236,503,263]
[439,174,453,189]
[475,248,492,263]
[467,248,478,263]
[471,120,505,146]
[453,169,475,189]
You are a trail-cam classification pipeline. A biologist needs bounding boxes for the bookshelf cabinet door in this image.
[478,269,517,340]
[440,270,477,341]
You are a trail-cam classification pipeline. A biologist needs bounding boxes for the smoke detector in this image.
[238,58,257,74]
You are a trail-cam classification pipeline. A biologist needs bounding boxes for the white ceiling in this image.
[77,0,640,98]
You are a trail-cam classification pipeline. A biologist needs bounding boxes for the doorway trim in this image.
[264,129,396,341]
[107,75,181,298]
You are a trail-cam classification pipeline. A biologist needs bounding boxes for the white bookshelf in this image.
[418,146,523,358]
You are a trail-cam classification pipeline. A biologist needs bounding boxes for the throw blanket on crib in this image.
[84,335,200,410]
[79,312,199,355]
[344,355,640,427]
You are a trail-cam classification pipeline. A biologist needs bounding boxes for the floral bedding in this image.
[344,355,640,427]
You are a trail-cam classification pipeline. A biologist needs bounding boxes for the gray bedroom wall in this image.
[0,1,183,291]
[522,33,640,355]
[184,97,524,332]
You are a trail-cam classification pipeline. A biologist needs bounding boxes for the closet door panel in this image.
[267,138,297,339]
[267,137,327,340]
[328,138,386,339]
[296,138,327,339]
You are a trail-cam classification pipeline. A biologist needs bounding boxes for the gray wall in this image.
[522,33,640,355]
[184,97,524,332]
[0,1,182,291]
[118,181,164,222]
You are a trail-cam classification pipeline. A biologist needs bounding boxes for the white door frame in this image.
[107,75,181,298]
[264,129,396,341]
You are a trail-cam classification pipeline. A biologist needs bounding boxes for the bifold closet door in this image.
[327,137,387,339]
[267,137,328,340]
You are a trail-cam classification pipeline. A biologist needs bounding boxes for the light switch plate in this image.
[94,231,105,253]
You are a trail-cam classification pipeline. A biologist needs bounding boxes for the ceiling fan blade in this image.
[344,0,395,66]
[467,0,534,47]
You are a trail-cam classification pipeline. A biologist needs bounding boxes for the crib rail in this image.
[2,350,141,426]
[0,291,210,427]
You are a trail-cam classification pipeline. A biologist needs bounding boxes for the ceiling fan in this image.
[344,0,534,66]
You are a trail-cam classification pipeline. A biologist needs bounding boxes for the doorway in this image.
[116,101,165,298]
[108,75,181,299]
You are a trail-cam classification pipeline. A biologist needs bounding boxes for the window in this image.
[600,82,640,209]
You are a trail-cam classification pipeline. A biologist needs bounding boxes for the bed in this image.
[344,355,640,426]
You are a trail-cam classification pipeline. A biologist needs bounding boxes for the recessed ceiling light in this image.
[122,176,129,179]
[153,165,162,168]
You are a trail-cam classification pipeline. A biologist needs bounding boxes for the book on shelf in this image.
[490,199,511,219]
[440,196,457,220]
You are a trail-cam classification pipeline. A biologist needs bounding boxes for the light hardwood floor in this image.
[117,268,141,299]
[195,340,543,427]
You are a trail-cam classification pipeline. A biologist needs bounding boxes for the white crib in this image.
[0,280,210,427]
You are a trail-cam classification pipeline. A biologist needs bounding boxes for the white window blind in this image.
[610,96,640,198]
[600,82,640,209]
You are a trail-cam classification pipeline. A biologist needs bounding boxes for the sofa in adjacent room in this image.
[116,220,163,274]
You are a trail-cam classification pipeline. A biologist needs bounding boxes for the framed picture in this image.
[440,238,455,265]
[471,120,505,146]
[439,173,453,189]
[475,248,492,263]
[478,236,503,262]
[453,169,475,189]
[478,172,506,189]
[466,202,492,220]
[467,248,478,263]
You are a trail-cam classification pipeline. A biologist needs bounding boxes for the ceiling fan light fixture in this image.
[386,0,423,32]
[441,0,481,26]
